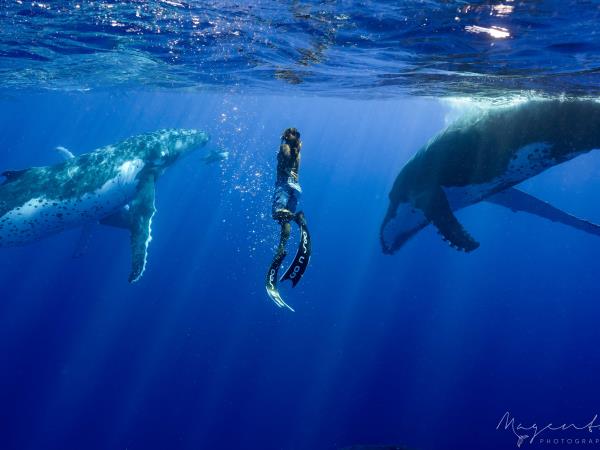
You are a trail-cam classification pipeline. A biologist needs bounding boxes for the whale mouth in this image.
[380,202,428,254]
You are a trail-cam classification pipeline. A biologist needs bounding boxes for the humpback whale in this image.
[0,129,209,282]
[381,99,600,254]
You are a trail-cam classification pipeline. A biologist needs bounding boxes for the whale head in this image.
[380,199,429,254]
[137,128,210,168]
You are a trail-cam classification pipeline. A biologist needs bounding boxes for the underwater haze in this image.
[2,2,600,450]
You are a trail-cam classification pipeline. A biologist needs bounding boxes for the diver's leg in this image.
[275,221,291,258]
[273,185,299,225]
[273,209,295,223]
[272,185,295,222]
[265,185,298,311]
[265,219,295,311]
[293,211,306,227]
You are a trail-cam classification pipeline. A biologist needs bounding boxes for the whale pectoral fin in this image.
[487,188,600,238]
[97,177,155,282]
[127,175,156,283]
[415,186,480,252]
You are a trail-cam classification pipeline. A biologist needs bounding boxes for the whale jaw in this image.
[380,202,428,254]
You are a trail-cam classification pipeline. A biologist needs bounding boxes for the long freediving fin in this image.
[280,212,312,287]
[265,251,295,312]
[487,187,600,238]
[415,186,480,252]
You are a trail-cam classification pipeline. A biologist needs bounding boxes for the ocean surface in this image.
[1,2,600,450]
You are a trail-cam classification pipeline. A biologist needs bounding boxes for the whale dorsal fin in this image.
[55,146,75,160]
[1,169,30,183]
[415,185,480,252]
[487,188,600,238]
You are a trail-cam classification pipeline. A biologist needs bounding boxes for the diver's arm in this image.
[278,144,297,180]
[280,143,291,158]
[289,149,300,181]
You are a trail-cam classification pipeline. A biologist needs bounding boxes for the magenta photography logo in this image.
[497,412,600,447]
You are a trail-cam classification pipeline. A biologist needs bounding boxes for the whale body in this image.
[381,99,600,253]
[0,129,209,282]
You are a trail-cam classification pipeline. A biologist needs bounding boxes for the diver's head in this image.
[281,127,301,148]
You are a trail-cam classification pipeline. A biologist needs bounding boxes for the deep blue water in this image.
[2,92,600,450]
[2,2,600,450]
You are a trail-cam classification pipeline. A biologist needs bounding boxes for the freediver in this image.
[265,127,312,311]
